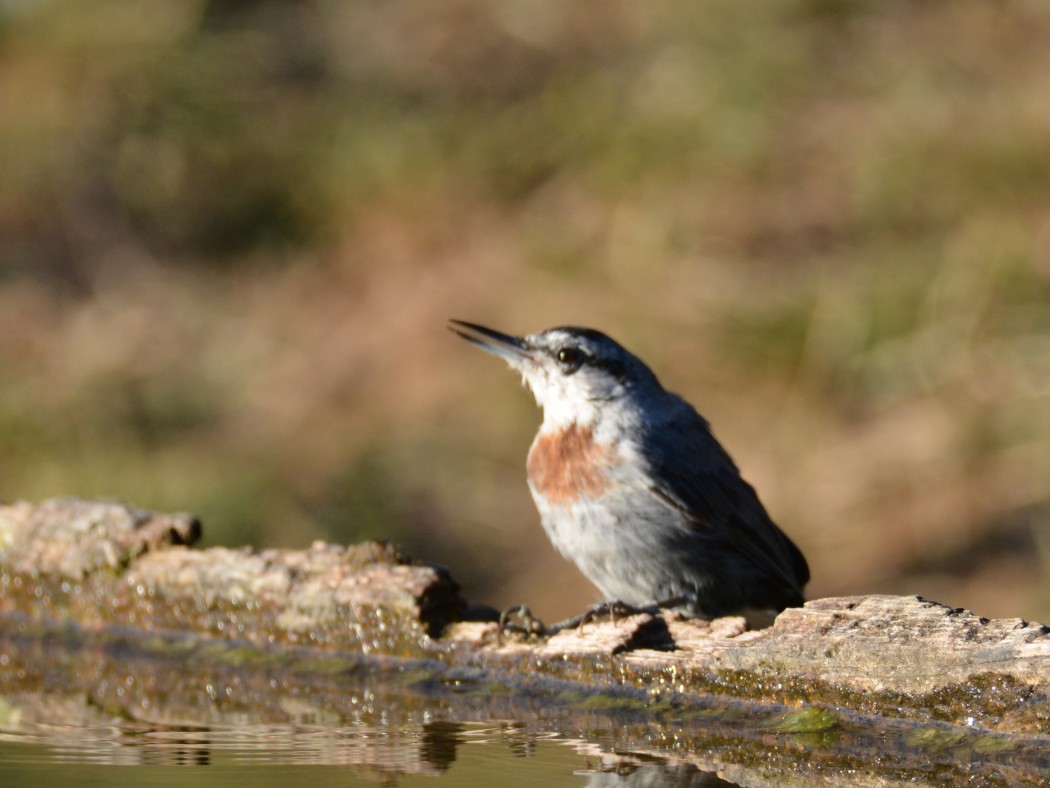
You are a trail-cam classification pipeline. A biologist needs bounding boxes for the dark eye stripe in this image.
[590,356,627,382]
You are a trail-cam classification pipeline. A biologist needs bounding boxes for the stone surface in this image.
[1,497,1048,737]
[702,595,1050,694]
[0,497,200,577]
[0,498,463,652]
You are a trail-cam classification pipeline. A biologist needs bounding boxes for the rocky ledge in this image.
[1,498,1047,739]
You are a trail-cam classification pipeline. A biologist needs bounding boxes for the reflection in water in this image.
[583,763,735,786]
[0,630,1046,785]
[419,721,463,772]
[0,713,744,784]
[132,727,212,767]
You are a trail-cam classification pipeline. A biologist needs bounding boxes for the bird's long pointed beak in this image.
[448,319,533,366]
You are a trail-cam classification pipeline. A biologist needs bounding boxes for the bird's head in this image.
[449,320,661,428]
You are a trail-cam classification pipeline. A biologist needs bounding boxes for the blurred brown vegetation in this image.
[1,0,1049,623]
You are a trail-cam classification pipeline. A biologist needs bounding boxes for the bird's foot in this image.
[497,604,546,644]
[546,600,645,635]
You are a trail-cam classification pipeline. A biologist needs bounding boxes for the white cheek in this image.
[522,371,546,408]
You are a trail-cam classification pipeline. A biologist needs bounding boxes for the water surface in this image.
[1,628,1045,786]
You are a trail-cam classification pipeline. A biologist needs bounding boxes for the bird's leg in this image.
[497,604,546,643]
[547,595,693,634]
[546,600,645,634]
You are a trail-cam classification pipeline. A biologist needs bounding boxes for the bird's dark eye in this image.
[556,346,584,372]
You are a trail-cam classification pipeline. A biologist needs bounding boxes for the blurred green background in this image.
[1,0,1048,623]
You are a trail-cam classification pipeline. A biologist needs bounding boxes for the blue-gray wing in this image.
[641,402,810,608]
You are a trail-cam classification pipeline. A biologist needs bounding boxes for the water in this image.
[1,628,1046,786]
[0,721,727,786]
[2,698,1044,786]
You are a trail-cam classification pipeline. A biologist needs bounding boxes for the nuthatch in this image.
[450,320,809,619]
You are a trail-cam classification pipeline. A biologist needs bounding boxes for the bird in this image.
[449,319,809,621]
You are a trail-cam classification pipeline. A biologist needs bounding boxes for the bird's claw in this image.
[547,600,645,634]
[497,604,546,643]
